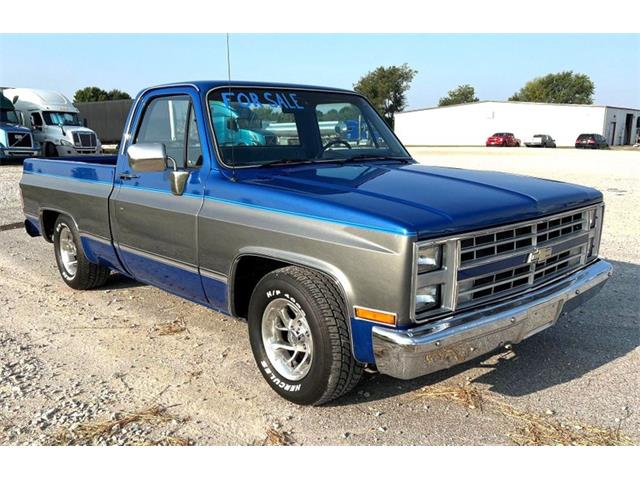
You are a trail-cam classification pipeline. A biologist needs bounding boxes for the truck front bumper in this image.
[371,260,612,380]
[0,148,39,160]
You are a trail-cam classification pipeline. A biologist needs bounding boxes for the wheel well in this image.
[232,256,290,318]
[41,210,61,242]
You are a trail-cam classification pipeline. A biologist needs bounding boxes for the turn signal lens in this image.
[354,307,397,326]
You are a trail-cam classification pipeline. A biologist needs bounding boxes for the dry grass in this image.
[143,435,193,446]
[150,319,187,337]
[263,427,293,446]
[415,384,634,446]
[415,384,484,410]
[53,405,180,446]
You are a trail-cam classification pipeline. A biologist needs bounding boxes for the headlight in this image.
[413,239,457,321]
[415,285,440,313]
[587,208,597,229]
[60,139,74,146]
[417,245,442,274]
[587,205,604,258]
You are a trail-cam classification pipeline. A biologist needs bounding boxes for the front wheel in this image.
[248,266,363,405]
[53,215,110,290]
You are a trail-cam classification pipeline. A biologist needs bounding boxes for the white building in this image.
[395,101,640,147]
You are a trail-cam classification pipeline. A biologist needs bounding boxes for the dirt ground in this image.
[0,147,638,445]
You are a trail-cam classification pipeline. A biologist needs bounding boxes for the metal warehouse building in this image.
[395,101,640,147]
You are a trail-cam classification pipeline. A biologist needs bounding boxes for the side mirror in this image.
[226,117,239,132]
[127,142,190,196]
[169,170,190,197]
[127,143,167,172]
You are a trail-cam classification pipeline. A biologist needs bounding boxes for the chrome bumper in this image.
[372,260,612,380]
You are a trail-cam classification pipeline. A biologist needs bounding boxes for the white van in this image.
[5,88,101,156]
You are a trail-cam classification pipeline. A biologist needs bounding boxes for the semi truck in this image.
[19,81,611,405]
[0,92,39,163]
[5,88,102,157]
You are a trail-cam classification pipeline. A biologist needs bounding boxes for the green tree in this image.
[353,63,417,128]
[508,71,594,104]
[438,84,479,106]
[106,89,131,100]
[73,86,131,103]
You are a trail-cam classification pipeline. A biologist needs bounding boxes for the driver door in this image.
[110,88,209,303]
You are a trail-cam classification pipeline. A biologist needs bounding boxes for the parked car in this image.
[575,133,609,149]
[19,81,611,405]
[0,92,40,164]
[486,132,520,147]
[4,88,102,157]
[525,134,556,148]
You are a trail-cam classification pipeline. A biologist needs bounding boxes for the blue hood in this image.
[0,122,31,133]
[234,162,602,238]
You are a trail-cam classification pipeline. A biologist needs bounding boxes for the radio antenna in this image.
[226,33,237,182]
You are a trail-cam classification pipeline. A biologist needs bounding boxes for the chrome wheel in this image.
[58,225,78,277]
[261,298,313,381]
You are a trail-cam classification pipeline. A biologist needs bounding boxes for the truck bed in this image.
[20,156,117,248]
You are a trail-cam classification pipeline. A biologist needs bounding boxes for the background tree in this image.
[73,86,131,103]
[105,89,131,100]
[438,84,479,106]
[353,63,417,128]
[508,71,594,104]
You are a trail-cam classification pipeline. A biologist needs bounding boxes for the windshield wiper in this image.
[257,158,317,168]
[330,155,413,165]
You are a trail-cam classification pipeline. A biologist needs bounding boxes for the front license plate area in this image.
[522,300,563,339]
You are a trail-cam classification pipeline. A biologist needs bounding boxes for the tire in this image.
[45,142,58,157]
[53,214,110,290]
[248,266,363,405]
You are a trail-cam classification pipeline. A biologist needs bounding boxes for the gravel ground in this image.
[0,148,638,446]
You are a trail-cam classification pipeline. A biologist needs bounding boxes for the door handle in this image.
[119,172,140,180]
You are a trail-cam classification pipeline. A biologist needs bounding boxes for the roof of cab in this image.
[139,80,356,96]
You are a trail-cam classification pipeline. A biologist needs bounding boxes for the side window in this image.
[31,112,43,127]
[135,95,191,168]
[186,104,203,168]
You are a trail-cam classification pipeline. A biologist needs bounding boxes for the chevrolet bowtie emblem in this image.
[527,246,553,263]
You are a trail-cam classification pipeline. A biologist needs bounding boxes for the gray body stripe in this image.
[200,268,228,283]
[118,244,200,274]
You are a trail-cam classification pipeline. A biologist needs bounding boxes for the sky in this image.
[1,34,638,108]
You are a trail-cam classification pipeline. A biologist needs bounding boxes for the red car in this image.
[486,132,520,147]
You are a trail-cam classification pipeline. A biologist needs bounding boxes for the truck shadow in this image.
[335,259,639,406]
[95,273,143,291]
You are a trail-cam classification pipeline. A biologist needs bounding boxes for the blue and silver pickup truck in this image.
[19,81,612,405]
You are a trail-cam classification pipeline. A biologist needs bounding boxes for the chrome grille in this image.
[72,132,97,148]
[456,206,601,309]
[8,132,33,148]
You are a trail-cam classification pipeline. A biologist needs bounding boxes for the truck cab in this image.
[5,88,102,157]
[0,92,39,163]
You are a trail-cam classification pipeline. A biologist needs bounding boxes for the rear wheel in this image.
[248,266,363,405]
[53,215,110,290]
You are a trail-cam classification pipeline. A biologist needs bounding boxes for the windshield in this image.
[208,88,410,167]
[43,111,81,126]
[0,109,19,124]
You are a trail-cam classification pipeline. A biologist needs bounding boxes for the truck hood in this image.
[0,122,31,133]
[239,162,602,238]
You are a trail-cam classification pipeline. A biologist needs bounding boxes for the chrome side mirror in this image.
[165,156,190,196]
[127,143,167,172]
